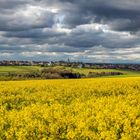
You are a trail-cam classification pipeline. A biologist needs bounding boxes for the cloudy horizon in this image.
[0,0,140,63]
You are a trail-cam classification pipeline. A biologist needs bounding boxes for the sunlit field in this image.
[0,78,140,139]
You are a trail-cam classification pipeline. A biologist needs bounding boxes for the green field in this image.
[0,66,139,80]
[73,68,140,78]
[0,66,40,80]
[0,66,40,74]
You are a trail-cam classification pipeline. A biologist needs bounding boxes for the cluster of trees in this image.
[5,68,83,80]
[88,71,123,77]
[40,68,82,79]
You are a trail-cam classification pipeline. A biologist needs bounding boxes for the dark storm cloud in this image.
[0,0,140,32]
[0,0,140,62]
[58,0,140,32]
[0,0,27,9]
[4,28,65,38]
[109,19,140,32]
[2,24,140,50]
[0,10,56,31]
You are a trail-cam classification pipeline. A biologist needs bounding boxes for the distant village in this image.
[0,60,139,71]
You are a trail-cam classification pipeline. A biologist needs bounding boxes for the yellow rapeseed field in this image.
[0,78,140,140]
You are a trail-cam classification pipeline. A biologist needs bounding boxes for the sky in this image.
[0,0,140,63]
